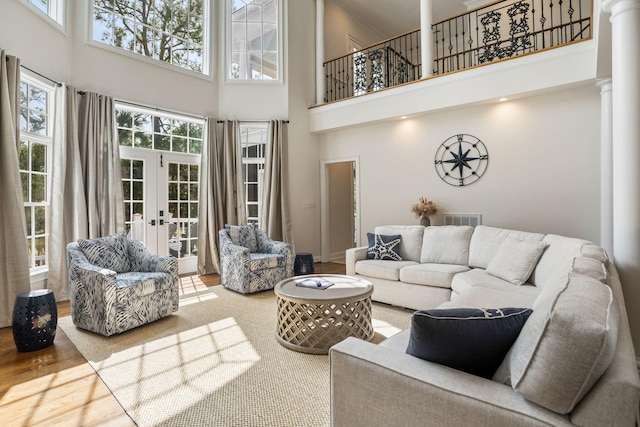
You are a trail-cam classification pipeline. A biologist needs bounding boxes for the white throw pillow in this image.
[486,237,548,285]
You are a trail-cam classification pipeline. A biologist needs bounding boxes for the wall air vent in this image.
[442,214,482,227]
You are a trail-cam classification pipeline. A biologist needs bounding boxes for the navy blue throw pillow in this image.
[406,307,532,379]
[366,233,402,261]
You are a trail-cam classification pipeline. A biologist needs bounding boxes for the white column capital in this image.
[602,0,640,15]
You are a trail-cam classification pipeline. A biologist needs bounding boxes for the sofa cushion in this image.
[399,263,470,289]
[367,233,402,261]
[420,225,474,265]
[78,231,131,273]
[451,268,540,298]
[374,225,424,262]
[486,238,547,285]
[227,224,259,253]
[441,286,538,310]
[494,273,619,414]
[529,234,591,288]
[406,307,532,379]
[355,260,419,281]
[468,225,545,269]
[115,271,169,302]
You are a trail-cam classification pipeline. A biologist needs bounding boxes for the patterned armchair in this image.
[67,231,178,336]
[219,224,293,294]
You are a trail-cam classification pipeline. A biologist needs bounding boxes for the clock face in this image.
[434,134,489,186]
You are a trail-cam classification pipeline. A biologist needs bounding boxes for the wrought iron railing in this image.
[324,29,421,103]
[433,0,591,75]
[323,0,592,103]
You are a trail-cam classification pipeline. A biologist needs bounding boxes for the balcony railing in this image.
[324,29,421,103]
[323,0,592,103]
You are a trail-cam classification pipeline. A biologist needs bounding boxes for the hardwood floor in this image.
[0,262,345,426]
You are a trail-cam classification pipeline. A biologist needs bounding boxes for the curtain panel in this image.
[260,120,293,246]
[0,50,31,327]
[48,88,124,301]
[197,119,245,275]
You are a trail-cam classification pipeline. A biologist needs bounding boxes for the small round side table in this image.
[12,289,57,352]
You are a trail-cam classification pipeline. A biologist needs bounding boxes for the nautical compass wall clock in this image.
[434,134,489,186]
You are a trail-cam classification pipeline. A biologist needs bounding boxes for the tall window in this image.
[24,0,64,26]
[19,75,54,270]
[239,123,267,225]
[92,0,207,74]
[229,0,280,81]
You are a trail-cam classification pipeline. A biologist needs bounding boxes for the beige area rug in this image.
[58,285,413,427]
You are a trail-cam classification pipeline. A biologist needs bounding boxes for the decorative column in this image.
[316,0,325,104]
[597,78,613,257]
[420,0,433,79]
[601,0,640,356]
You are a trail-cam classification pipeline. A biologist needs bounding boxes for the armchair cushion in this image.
[227,224,259,253]
[250,253,283,270]
[78,231,131,273]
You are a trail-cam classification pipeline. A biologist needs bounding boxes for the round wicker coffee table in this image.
[274,274,374,354]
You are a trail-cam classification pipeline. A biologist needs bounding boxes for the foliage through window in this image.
[25,0,64,26]
[229,0,280,81]
[92,0,207,74]
[240,123,267,225]
[19,76,54,270]
[116,106,203,154]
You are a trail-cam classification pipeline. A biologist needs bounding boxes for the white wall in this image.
[324,0,387,61]
[319,84,602,245]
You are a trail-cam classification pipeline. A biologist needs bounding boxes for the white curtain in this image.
[47,88,124,301]
[197,119,245,275]
[260,120,293,245]
[0,50,30,327]
[48,85,89,301]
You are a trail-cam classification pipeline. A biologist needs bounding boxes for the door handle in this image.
[159,219,164,226]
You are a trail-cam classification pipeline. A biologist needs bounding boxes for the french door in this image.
[120,146,200,274]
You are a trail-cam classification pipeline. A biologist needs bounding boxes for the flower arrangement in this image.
[411,196,438,218]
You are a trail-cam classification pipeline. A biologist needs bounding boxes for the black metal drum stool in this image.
[294,252,315,275]
[12,289,57,352]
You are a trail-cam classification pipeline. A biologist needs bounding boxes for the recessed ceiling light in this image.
[499,97,508,102]
[400,116,408,119]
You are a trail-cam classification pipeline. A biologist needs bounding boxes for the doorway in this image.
[321,158,359,262]
[120,146,200,274]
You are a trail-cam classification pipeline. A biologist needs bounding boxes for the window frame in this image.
[225,0,284,84]
[19,72,56,275]
[88,0,213,79]
[239,122,268,226]
[20,0,66,31]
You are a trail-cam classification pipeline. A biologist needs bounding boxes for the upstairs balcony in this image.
[322,0,592,104]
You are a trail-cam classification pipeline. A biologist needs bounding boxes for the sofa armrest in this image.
[127,238,178,274]
[345,246,368,275]
[330,337,572,427]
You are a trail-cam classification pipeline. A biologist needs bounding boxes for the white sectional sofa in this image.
[332,225,640,426]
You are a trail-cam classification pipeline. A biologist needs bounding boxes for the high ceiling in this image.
[338,0,467,38]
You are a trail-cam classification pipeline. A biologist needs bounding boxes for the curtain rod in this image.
[115,98,205,121]
[20,64,62,87]
[216,120,290,123]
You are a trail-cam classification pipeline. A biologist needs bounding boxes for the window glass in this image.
[116,106,203,155]
[25,0,64,26]
[19,77,54,270]
[92,0,207,74]
[239,123,267,225]
[229,0,279,81]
